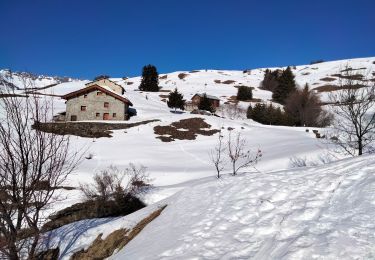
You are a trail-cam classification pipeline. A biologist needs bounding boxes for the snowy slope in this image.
[2,57,374,207]
[113,154,375,260]
[1,57,375,258]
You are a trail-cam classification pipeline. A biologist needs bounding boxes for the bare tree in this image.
[217,103,246,120]
[80,164,151,203]
[227,132,262,175]
[209,132,226,178]
[0,76,81,259]
[328,67,375,156]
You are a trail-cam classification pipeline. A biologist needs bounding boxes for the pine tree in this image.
[167,88,185,112]
[272,66,296,104]
[198,94,214,112]
[139,64,159,92]
[236,86,253,101]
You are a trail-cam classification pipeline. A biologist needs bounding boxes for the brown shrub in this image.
[159,89,171,93]
[214,79,221,84]
[126,82,133,85]
[154,118,220,142]
[159,94,169,99]
[159,75,168,79]
[190,70,200,73]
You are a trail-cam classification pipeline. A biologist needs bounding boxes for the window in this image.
[104,102,109,108]
[96,113,100,117]
[81,106,87,111]
[71,115,77,121]
[84,94,88,98]
[97,91,103,96]
[113,113,116,118]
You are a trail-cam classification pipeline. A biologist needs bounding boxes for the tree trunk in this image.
[358,138,363,156]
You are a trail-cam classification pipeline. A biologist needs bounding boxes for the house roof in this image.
[85,78,125,92]
[192,93,220,101]
[62,84,133,106]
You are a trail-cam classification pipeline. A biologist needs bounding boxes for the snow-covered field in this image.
[1,57,375,259]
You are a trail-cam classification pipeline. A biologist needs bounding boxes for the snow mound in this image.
[114,155,375,259]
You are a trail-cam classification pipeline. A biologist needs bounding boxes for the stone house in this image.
[61,79,133,121]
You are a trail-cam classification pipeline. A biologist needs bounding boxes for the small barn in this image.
[191,93,220,108]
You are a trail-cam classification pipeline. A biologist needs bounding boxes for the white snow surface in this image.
[113,155,375,259]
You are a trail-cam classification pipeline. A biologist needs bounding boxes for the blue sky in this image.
[0,0,374,79]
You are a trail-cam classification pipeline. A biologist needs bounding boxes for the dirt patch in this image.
[154,118,220,142]
[314,84,365,93]
[159,75,168,79]
[33,120,160,138]
[159,89,171,93]
[42,195,146,232]
[178,73,188,80]
[227,95,261,103]
[71,206,166,260]
[331,73,364,80]
[222,80,236,84]
[320,77,336,82]
[340,67,366,73]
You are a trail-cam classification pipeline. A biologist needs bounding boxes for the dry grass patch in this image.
[331,73,364,80]
[154,118,220,142]
[314,84,365,93]
[227,95,261,103]
[178,73,189,80]
[222,80,236,84]
[320,77,336,82]
[33,120,160,138]
[159,89,171,93]
[71,206,167,260]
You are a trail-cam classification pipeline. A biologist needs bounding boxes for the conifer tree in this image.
[236,86,253,101]
[167,88,185,112]
[272,66,296,104]
[139,64,159,92]
[198,94,214,112]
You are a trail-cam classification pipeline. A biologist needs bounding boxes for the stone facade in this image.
[65,89,129,121]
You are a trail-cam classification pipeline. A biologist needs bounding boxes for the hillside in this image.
[1,57,375,259]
